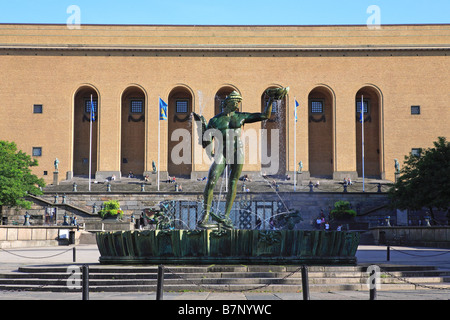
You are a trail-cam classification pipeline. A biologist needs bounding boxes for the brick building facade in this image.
[0,23,448,183]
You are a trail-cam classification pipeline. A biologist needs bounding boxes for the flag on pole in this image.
[89,95,94,191]
[159,98,168,120]
[157,97,167,191]
[294,99,299,122]
[361,95,365,192]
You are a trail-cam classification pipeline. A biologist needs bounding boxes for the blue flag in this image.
[294,99,299,122]
[90,100,95,122]
[359,101,364,123]
[159,98,168,121]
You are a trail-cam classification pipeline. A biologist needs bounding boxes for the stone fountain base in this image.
[96,229,360,265]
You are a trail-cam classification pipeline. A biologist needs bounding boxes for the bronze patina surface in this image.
[96,229,360,265]
[192,87,289,229]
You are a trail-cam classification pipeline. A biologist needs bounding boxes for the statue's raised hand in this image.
[192,112,211,149]
[265,87,289,100]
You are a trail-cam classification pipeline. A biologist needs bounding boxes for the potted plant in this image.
[98,200,124,220]
[330,200,357,221]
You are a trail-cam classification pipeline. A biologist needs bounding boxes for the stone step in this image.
[17,265,367,273]
[1,273,448,286]
[1,264,449,293]
[8,270,449,281]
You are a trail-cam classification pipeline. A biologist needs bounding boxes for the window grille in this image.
[32,147,42,156]
[33,104,43,113]
[411,105,420,115]
[131,100,143,113]
[311,100,323,113]
[85,99,98,113]
[176,100,188,113]
[356,100,369,114]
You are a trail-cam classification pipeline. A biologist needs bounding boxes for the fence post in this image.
[73,247,76,263]
[82,264,89,300]
[386,245,390,261]
[370,286,377,300]
[156,265,165,300]
[301,265,310,300]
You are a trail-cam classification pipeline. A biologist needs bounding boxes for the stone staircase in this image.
[0,265,449,293]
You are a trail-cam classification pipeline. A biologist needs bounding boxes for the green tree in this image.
[388,137,450,223]
[0,141,45,217]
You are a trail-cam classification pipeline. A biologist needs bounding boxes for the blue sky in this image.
[0,0,448,25]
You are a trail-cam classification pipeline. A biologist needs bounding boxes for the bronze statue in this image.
[193,87,289,229]
[54,158,59,172]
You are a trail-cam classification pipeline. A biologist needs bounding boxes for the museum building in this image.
[0,23,448,184]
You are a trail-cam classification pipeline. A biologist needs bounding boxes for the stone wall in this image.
[370,227,450,248]
[0,226,82,248]
[2,191,394,230]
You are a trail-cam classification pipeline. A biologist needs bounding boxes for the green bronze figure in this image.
[193,87,289,229]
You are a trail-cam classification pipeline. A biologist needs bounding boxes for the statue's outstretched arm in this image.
[243,96,274,123]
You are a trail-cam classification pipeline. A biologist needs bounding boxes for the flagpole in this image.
[158,97,161,191]
[294,97,297,192]
[89,94,93,192]
[225,165,228,193]
[361,95,365,192]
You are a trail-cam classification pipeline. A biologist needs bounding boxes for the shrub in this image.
[330,200,356,220]
[98,200,123,219]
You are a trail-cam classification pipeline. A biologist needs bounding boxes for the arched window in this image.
[308,86,334,178]
[121,86,146,177]
[355,86,382,178]
[261,86,287,176]
[167,86,193,178]
[73,86,99,177]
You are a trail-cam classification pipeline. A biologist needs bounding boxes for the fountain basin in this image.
[96,229,360,265]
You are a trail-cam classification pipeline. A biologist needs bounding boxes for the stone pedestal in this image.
[333,171,358,181]
[96,171,121,181]
[296,171,310,184]
[53,171,59,186]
